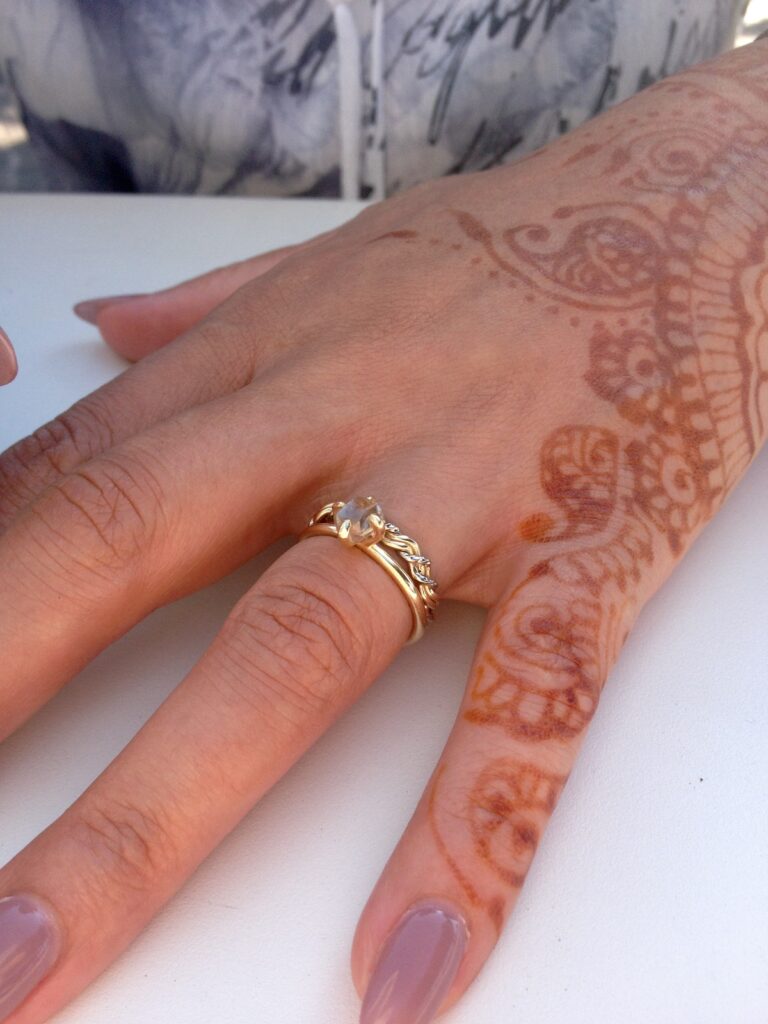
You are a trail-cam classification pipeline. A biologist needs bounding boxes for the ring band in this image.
[298,496,439,644]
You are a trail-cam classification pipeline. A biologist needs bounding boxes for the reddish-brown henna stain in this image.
[562,141,602,166]
[428,47,768,927]
[519,427,620,542]
[428,766,483,908]
[486,898,505,937]
[468,761,566,888]
[370,229,419,242]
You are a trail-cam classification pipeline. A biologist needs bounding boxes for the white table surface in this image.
[0,195,766,1024]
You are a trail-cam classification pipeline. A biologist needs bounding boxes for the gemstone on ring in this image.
[300,496,438,644]
[333,496,386,547]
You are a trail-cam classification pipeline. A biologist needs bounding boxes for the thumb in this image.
[73,237,319,362]
[0,326,18,385]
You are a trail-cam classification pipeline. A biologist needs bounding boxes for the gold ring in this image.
[298,496,439,644]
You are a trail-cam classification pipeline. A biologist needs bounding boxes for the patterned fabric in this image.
[0,0,746,196]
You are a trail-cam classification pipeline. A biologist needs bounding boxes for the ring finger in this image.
[0,482,465,1022]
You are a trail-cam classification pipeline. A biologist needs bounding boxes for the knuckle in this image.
[186,318,258,390]
[48,400,117,466]
[505,588,608,690]
[28,452,164,574]
[0,399,115,505]
[216,566,368,721]
[69,794,178,896]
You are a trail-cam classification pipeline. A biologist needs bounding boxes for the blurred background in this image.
[1,0,766,192]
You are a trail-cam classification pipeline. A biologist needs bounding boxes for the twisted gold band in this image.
[298,497,439,644]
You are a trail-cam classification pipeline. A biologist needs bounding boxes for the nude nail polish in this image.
[0,894,60,1020]
[73,294,145,324]
[360,901,468,1024]
[0,327,17,385]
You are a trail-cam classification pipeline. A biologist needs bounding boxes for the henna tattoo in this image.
[469,760,566,888]
[585,326,678,430]
[464,544,639,740]
[626,435,710,555]
[428,758,567,928]
[519,426,619,542]
[503,214,662,302]
[430,49,768,921]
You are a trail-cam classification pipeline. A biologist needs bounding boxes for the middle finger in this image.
[0,534,411,1023]
[0,375,338,740]
[0,275,296,532]
[0,468,479,1022]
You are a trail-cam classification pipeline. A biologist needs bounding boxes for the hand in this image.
[0,328,17,386]
[1,39,767,1024]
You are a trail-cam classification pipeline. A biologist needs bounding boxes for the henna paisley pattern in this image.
[431,49,768,922]
[519,426,619,542]
[503,215,662,301]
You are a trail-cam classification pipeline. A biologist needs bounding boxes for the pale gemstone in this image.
[334,496,384,544]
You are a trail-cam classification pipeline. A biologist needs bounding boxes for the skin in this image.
[0,328,18,386]
[1,37,768,1022]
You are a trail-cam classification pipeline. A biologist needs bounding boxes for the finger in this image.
[0,276,287,530]
[352,544,646,1024]
[74,233,331,361]
[74,249,292,360]
[0,375,339,740]
[0,339,249,531]
[0,504,460,1022]
[0,326,18,385]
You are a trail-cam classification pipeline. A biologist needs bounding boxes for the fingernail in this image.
[0,894,61,1020]
[73,293,145,324]
[0,327,18,385]
[360,901,468,1024]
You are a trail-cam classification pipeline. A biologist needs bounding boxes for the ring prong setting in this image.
[302,496,438,644]
[333,496,386,547]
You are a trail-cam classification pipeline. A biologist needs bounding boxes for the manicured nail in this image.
[360,901,468,1024]
[0,327,17,385]
[0,894,60,1020]
[73,293,145,324]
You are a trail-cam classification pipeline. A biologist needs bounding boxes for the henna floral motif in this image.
[626,436,711,555]
[428,758,568,920]
[432,46,768,923]
[468,760,567,889]
[585,326,678,430]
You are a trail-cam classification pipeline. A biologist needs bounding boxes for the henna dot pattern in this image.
[430,47,768,923]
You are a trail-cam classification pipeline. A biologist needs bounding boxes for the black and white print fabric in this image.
[0,0,746,197]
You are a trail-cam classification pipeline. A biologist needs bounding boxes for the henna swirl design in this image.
[468,760,567,889]
[503,215,662,301]
[609,126,728,195]
[430,52,768,918]
[465,586,605,741]
[519,427,619,543]
[464,525,645,742]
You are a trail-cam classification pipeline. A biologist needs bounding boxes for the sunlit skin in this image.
[0,38,766,1024]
